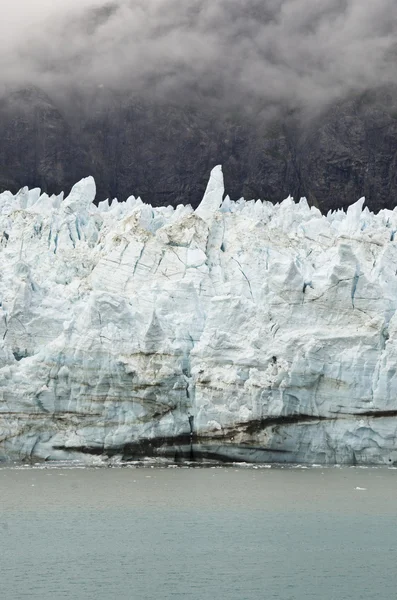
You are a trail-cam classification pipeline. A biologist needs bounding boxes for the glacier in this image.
[1,165,397,464]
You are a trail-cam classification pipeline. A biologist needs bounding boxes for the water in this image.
[1,465,397,600]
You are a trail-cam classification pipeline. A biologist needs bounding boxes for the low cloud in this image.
[1,0,396,114]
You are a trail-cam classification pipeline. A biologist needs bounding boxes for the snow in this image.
[1,165,397,464]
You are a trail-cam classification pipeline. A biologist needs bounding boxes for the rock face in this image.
[1,166,397,464]
[2,86,397,212]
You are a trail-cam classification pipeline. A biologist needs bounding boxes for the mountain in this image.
[1,86,397,212]
[1,167,397,464]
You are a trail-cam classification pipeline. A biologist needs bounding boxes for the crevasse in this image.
[1,165,397,464]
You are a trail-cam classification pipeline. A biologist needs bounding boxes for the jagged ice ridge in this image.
[1,165,397,464]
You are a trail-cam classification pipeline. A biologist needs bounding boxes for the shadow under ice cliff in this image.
[1,166,397,464]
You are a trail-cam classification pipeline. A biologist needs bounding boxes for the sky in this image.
[1,0,396,114]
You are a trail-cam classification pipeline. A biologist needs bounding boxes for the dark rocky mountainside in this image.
[1,86,397,212]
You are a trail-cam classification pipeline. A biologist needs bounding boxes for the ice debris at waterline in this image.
[1,165,397,465]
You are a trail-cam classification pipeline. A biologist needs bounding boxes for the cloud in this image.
[1,0,396,114]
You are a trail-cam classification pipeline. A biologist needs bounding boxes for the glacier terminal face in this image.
[1,166,397,464]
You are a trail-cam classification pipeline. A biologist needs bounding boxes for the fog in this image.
[1,0,397,114]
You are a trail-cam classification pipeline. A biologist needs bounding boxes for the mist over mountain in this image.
[1,1,397,210]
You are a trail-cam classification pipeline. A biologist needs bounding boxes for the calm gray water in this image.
[1,465,397,600]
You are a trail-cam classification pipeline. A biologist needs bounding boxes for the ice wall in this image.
[1,166,397,464]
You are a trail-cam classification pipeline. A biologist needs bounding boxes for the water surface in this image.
[1,465,396,599]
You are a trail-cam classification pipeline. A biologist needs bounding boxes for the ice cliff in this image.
[1,165,397,464]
